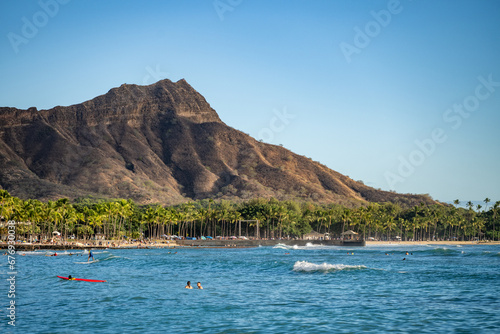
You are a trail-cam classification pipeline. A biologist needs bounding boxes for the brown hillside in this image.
[0,79,433,206]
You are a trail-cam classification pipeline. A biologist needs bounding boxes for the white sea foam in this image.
[74,259,100,264]
[273,243,340,250]
[293,261,366,272]
[45,251,83,256]
[274,243,318,250]
[17,251,48,256]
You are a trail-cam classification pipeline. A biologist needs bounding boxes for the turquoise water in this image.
[2,244,500,333]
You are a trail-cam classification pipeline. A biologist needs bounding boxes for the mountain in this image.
[0,79,433,206]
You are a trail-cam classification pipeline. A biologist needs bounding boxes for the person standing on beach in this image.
[87,249,94,262]
[185,281,193,289]
[197,282,203,289]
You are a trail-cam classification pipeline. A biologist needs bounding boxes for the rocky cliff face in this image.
[0,79,433,206]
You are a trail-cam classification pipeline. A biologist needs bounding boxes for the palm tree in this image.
[315,209,327,234]
[48,201,63,241]
[491,201,499,241]
[384,217,397,240]
[473,216,485,241]
[85,208,102,241]
[341,208,350,241]
[397,217,405,240]
[484,198,491,211]
[59,203,77,241]
[116,199,132,239]
[464,201,475,240]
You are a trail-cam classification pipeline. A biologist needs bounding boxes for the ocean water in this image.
[2,244,500,333]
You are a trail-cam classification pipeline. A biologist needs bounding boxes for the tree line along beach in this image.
[1,190,499,250]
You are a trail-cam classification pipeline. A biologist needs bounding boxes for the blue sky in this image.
[1,0,499,203]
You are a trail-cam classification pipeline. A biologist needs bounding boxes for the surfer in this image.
[185,281,193,289]
[87,250,94,262]
[197,282,203,289]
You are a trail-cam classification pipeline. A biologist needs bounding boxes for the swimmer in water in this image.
[197,282,203,289]
[185,281,193,289]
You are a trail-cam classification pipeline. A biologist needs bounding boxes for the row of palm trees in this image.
[1,190,498,242]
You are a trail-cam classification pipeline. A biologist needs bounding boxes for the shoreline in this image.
[2,239,500,251]
[0,240,178,251]
[366,240,500,246]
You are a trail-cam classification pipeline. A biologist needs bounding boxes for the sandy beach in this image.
[0,240,178,251]
[4,239,500,251]
[366,240,500,246]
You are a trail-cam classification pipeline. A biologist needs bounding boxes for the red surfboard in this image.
[57,276,107,282]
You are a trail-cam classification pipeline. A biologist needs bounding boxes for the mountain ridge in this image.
[0,79,434,207]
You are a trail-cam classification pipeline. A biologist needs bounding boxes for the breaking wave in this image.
[292,261,367,272]
[273,243,336,250]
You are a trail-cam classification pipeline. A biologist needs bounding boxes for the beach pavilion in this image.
[303,230,326,240]
[341,230,359,240]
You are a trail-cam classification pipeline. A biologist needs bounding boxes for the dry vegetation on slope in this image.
[0,79,434,207]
